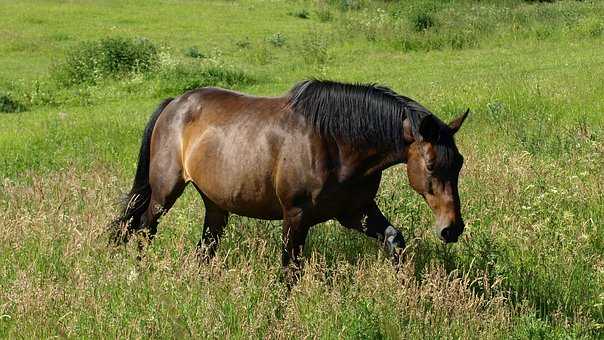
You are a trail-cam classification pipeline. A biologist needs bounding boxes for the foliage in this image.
[299,31,331,65]
[51,37,159,86]
[0,92,26,113]
[288,9,310,19]
[183,46,206,59]
[267,33,287,48]
[315,6,333,22]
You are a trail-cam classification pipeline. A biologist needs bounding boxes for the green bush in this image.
[235,38,252,49]
[52,37,159,86]
[183,46,206,59]
[331,0,364,11]
[0,92,26,113]
[315,7,333,22]
[248,45,273,65]
[411,11,435,32]
[289,9,310,19]
[267,33,287,47]
[300,32,331,65]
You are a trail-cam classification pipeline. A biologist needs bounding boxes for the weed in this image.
[576,17,604,38]
[289,9,310,19]
[300,32,330,65]
[235,38,252,49]
[267,33,287,48]
[315,7,333,23]
[0,92,26,113]
[183,46,206,59]
[411,11,435,32]
[333,0,364,12]
[248,44,273,65]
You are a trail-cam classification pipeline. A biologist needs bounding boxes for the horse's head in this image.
[404,110,469,243]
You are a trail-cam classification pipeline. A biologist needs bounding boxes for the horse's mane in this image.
[288,79,434,151]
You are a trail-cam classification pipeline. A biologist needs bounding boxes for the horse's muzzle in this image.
[440,223,464,243]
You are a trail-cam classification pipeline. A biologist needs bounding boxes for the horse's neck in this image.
[333,142,406,182]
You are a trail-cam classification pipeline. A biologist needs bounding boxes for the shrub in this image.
[408,1,439,32]
[267,33,287,47]
[332,0,364,11]
[396,25,479,52]
[235,38,252,49]
[300,32,331,65]
[183,46,206,59]
[249,45,273,65]
[154,64,255,96]
[0,92,26,113]
[411,11,435,32]
[576,17,604,37]
[315,7,333,22]
[289,9,310,19]
[52,37,159,86]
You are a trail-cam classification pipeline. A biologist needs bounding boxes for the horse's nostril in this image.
[441,227,459,243]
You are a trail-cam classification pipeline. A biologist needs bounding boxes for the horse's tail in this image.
[110,98,174,244]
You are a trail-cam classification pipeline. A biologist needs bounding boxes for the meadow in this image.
[0,0,602,338]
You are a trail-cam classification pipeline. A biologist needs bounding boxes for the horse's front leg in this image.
[281,207,310,282]
[338,201,406,262]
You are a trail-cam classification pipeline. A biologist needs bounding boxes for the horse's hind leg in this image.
[196,193,229,259]
[138,158,187,242]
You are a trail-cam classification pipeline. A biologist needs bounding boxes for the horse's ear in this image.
[449,108,470,134]
[419,115,440,142]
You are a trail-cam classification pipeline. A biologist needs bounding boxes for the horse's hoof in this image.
[384,226,406,263]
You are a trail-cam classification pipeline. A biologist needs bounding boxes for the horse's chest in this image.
[303,178,381,222]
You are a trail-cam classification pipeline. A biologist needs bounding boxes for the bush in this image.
[315,7,333,22]
[332,0,364,11]
[52,37,159,86]
[300,32,331,65]
[411,11,435,32]
[235,38,252,49]
[0,92,26,113]
[154,64,255,96]
[408,1,439,32]
[289,9,310,19]
[183,46,206,59]
[267,33,287,47]
[248,45,273,65]
[576,17,604,38]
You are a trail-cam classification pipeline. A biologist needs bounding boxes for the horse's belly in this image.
[208,175,283,220]
[185,129,283,220]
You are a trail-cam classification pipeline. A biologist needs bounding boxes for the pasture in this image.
[0,0,602,338]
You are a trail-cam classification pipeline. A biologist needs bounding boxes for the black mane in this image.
[288,79,435,150]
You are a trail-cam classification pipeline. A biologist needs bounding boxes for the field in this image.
[0,0,603,338]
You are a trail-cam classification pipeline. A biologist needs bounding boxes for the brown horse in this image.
[112,80,469,274]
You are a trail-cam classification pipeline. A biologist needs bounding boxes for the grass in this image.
[0,0,603,338]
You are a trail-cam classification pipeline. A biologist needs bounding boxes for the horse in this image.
[111,80,469,276]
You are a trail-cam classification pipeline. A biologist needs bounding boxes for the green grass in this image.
[1,0,603,338]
